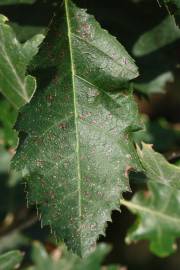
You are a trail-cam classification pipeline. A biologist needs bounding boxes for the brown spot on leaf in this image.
[125,165,133,178]
[144,191,151,199]
[0,139,4,145]
[80,115,85,120]
[51,247,62,262]
[8,147,16,156]
[46,94,54,103]
[59,123,67,129]
[36,159,44,168]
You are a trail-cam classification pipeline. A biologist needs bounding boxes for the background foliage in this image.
[0,0,180,269]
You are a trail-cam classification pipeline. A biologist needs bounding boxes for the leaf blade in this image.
[123,144,180,257]
[0,250,23,270]
[0,16,44,109]
[13,0,141,256]
[29,242,120,270]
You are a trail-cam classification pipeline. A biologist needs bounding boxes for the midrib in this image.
[65,0,82,224]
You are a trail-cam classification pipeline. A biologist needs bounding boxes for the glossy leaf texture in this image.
[27,242,119,270]
[13,0,141,257]
[122,144,180,257]
[0,15,44,109]
[0,250,23,270]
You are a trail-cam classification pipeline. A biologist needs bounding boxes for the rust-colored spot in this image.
[45,242,58,254]
[81,22,91,38]
[46,95,54,103]
[145,143,153,149]
[33,136,43,144]
[52,75,59,85]
[80,115,85,120]
[49,191,55,200]
[91,120,97,124]
[59,123,67,129]
[64,95,70,101]
[124,165,133,178]
[51,248,62,262]
[36,159,44,167]
[40,178,46,188]
[60,51,65,59]
[8,147,16,156]
[144,191,151,198]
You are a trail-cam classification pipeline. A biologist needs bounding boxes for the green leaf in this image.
[0,145,12,172]
[0,231,28,254]
[161,0,180,8]
[13,0,141,257]
[132,15,180,94]
[122,182,180,257]
[0,15,44,109]
[137,143,180,189]
[133,116,180,152]
[132,16,180,57]
[0,98,18,147]
[0,0,35,5]
[0,250,23,270]
[134,72,174,95]
[160,0,180,27]
[11,23,46,43]
[28,242,119,270]
[122,144,180,257]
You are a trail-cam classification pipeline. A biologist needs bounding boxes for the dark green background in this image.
[0,0,180,269]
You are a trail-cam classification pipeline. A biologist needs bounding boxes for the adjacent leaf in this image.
[13,0,141,257]
[0,145,11,172]
[27,242,119,270]
[122,144,180,257]
[132,16,180,57]
[133,116,180,152]
[134,71,174,95]
[0,98,18,147]
[132,15,180,94]
[122,181,180,257]
[0,231,28,254]
[11,23,46,43]
[0,250,23,270]
[0,0,35,5]
[160,0,180,27]
[137,143,180,189]
[0,15,44,109]
[161,0,180,8]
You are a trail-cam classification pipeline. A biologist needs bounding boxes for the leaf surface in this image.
[134,72,174,95]
[133,16,180,57]
[133,16,180,95]
[0,15,44,109]
[0,98,18,147]
[133,116,180,152]
[137,144,180,189]
[122,144,180,257]
[0,250,23,270]
[13,0,141,256]
[27,242,119,270]
[160,0,180,27]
